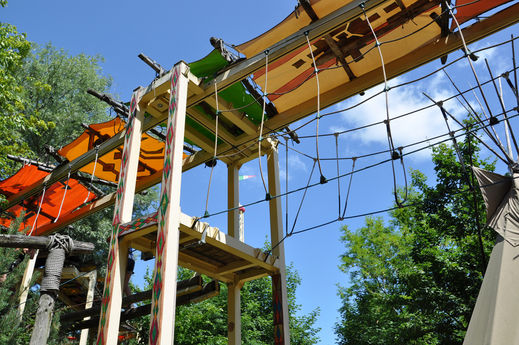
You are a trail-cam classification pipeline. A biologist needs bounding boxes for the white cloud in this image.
[330,76,465,160]
[280,154,309,182]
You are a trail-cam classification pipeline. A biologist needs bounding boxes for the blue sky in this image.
[3,1,519,344]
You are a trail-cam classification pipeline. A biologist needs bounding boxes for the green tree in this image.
[0,18,32,179]
[15,44,112,157]
[335,131,496,345]
[129,266,320,345]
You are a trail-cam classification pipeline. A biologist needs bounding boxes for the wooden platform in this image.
[118,212,279,284]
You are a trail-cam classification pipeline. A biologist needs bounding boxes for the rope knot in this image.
[46,234,74,255]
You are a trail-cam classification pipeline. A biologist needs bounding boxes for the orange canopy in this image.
[0,165,96,236]
[58,117,185,183]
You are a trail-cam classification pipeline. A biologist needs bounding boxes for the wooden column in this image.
[96,88,144,345]
[267,140,290,345]
[227,163,242,344]
[227,163,241,240]
[148,62,189,345]
[17,250,39,322]
[227,276,242,345]
[79,270,97,345]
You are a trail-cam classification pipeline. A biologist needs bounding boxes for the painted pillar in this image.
[148,62,189,345]
[267,140,290,345]
[96,88,144,345]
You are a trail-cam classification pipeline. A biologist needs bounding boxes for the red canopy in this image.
[453,0,511,28]
[0,165,96,236]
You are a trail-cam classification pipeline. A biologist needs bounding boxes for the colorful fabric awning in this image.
[0,165,96,236]
[453,0,511,28]
[234,0,443,114]
[58,117,183,183]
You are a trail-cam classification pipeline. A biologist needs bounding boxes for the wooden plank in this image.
[120,224,158,243]
[217,260,255,275]
[179,213,279,272]
[178,252,233,283]
[237,268,270,283]
[267,139,290,345]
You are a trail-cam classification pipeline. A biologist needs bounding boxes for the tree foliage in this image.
[0,20,32,178]
[128,266,320,345]
[336,131,496,345]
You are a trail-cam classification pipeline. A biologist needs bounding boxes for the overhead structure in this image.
[1,0,519,344]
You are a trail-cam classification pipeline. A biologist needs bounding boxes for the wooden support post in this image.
[96,88,144,345]
[79,270,97,345]
[17,249,38,322]
[148,62,189,345]
[227,162,242,345]
[227,163,241,240]
[267,139,290,345]
[227,276,242,345]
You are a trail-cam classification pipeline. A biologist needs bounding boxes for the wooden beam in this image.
[65,281,219,332]
[217,260,255,275]
[205,96,258,136]
[184,122,219,153]
[298,0,356,79]
[0,235,94,254]
[237,268,270,283]
[187,106,239,146]
[178,252,233,283]
[62,276,203,325]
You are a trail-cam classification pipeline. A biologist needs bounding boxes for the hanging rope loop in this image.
[54,164,72,223]
[28,183,47,236]
[393,147,408,208]
[83,145,100,204]
[341,158,357,219]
